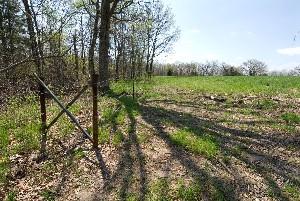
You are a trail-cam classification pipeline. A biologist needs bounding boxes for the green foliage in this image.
[177,180,202,201]
[283,183,300,200]
[255,99,277,110]
[112,131,124,146]
[118,96,140,116]
[41,189,56,201]
[102,106,126,125]
[146,178,172,201]
[73,148,85,160]
[125,193,139,201]
[6,191,17,201]
[99,127,110,144]
[167,68,173,76]
[281,112,300,124]
[137,132,150,144]
[170,128,219,158]
[0,96,40,185]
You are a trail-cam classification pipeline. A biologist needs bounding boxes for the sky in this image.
[160,0,300,71]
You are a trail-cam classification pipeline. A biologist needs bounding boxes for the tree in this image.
[144,0,180,77]
[98,0,133,91]
[288,65,300,76]
[0,0,27,78]
[241,59,267,76]
[220,62,242,76]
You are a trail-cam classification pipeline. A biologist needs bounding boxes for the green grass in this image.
[112,131,125,145]
[6,191,17,201]
[146,178,172,200]
[1,76,299,200]
[41,189,56,201]
[170,128,219,158]
[145,178,228,201]
[255,99,277,110]
[113,76,300,98]
[73,148,85,160]
[283,183,300,201]
[149,76,300,97]
[0,95,40,186]
[281,112,300,124]
[177,180,202,201]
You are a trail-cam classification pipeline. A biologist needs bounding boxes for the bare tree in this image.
[241,59,267,76]
[144,0,180,78]
[288,65,300,76]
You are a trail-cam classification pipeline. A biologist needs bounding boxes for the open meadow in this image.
[0,76,300,201]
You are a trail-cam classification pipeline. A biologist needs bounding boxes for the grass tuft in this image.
[281,112,300,124]
[177,180,202,201]
[146,178,171,201]
[170,128,219,158]
[283,183,300,200]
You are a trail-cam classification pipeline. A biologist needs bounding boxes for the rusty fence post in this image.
[39,77,47,159]
[92,74,99,148]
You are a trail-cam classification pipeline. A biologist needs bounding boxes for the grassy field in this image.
[0,76,299,200]
[116,76,300,97]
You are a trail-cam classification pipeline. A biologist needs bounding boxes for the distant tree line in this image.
[154,59,300,76]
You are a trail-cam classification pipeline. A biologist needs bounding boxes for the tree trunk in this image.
[73,31,79,80]
[98,0,111,92]
[80,16,86,75]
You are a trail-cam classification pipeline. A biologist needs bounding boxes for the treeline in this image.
[0,0,179,91]
[154,59,300,76]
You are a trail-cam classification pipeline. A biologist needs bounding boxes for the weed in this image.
[255,99,277,110]
[281,112,300,124]
[177,180,202,201]
[112,131,124,145]
[73,148,85,159]
[137,132,150,144]
[125,193,139,201]
[41,189,56,201]
[6,191,17,201]
[283,183,300,200]
[99,127,110,144]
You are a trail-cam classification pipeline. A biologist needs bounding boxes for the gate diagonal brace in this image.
[34,73,93,143]
[46,85,89,130]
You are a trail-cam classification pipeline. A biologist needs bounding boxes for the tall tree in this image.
[0,0,27,77]
[144,0,180,77]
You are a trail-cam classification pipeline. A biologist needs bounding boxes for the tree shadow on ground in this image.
[139,102,300,201]
[139,104,237,200]
[94,93,147,201]
[52,134,110,198]
[51,137,85,196]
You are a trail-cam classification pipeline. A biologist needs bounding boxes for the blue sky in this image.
[161,0,300,71]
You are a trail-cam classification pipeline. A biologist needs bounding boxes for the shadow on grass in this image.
[140,104,237,200]
[95,92,147,201]
[52,92,298,200]
[53,135,110,198]
[139,102,299,200]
